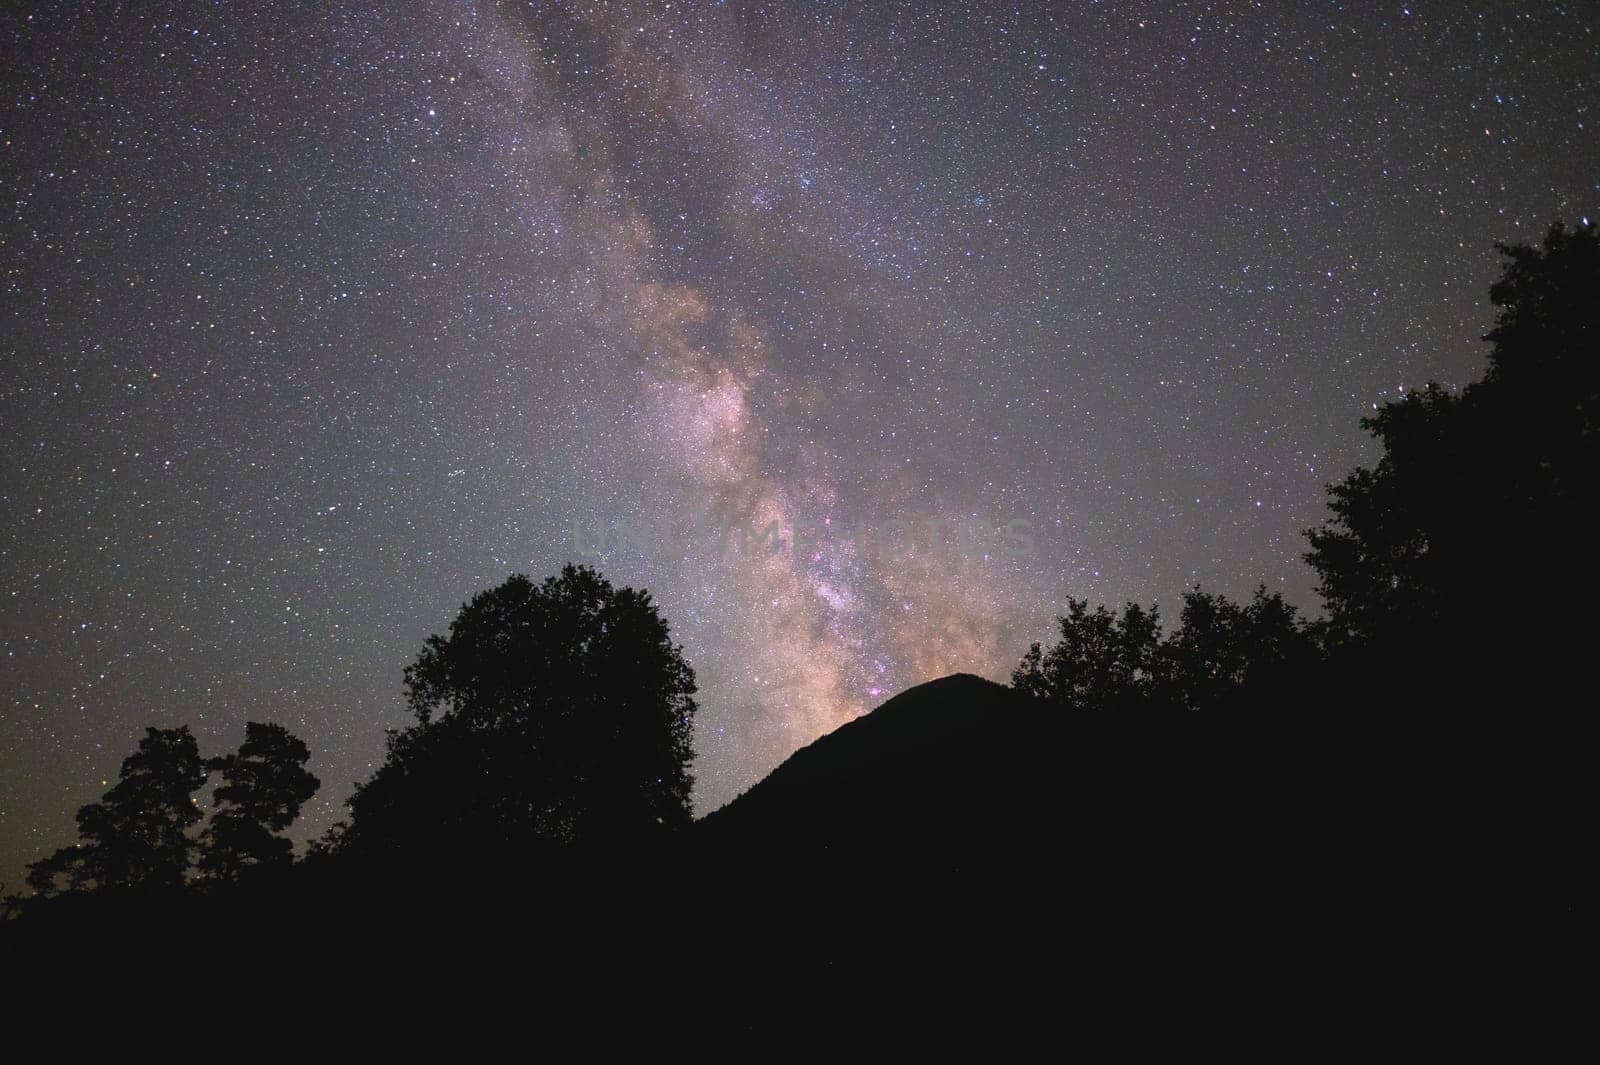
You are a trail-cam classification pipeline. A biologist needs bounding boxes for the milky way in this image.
[3,1,1597,886]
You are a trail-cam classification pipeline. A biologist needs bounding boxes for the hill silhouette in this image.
[699,673,1025,851]
[691,671,1309,913]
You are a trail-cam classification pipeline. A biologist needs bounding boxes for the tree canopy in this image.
[1306,221,1599,651]
[1013,586,1313,712]
[333,564,698,863]
[26,726,207,897]
[198,722,320,882]
[22,722,320,900]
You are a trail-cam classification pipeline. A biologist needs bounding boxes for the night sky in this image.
[3,1,1596,887]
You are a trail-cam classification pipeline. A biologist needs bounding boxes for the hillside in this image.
[698,673,1028,851]
[694,672,1276,886]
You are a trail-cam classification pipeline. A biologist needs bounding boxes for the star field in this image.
[3,1,1597,887]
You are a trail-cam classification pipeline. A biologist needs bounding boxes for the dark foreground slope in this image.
[696,667,1575,937]
[698,673,1030,862]
[5,671,1315,946]
[692,672,1327,912]
[5,671,1576,1043]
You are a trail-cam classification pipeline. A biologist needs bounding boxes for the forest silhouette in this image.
[3,224,1589,965]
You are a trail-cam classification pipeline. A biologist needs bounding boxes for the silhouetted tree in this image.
[1012,599,1162,710]
[1306,221,1600,652]
[1015,586,1317,711]
[1160,586,1317,710]
[26,726,207,897]
[333,565,697,862]
[197,722,319,883]
[1304,383,1464,646]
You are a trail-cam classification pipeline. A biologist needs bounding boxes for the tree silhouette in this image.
[1012,599,1162,710]
[1160,586,1317,711]
[334,565,697,863]
[1014,587,1316,711]
[1306,221,1600,652]
[25,726,207,897]
[197,722,319,883]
